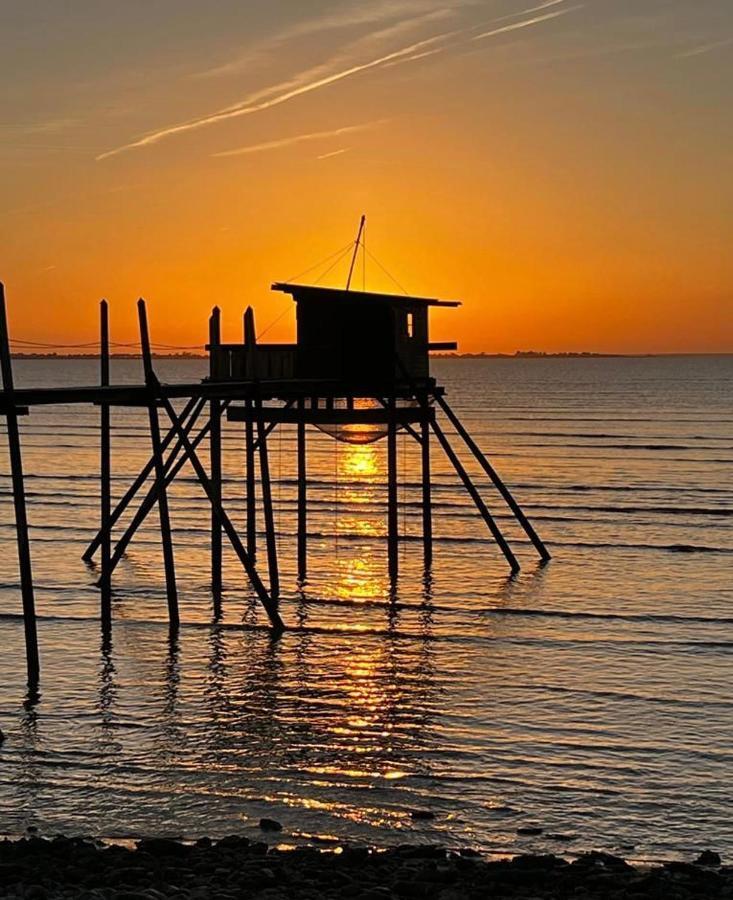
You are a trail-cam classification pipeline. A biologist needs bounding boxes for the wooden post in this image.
[387,398,399,580]
[420,413,433,568]
[297,399,307,580]
[0,284,40,686]
[82,395,199,562]
[244,308,257,560]
[209,307,222,611]
[256,398,280,598]
[435,394,551,562]
[137,299,179,629]
[99,299,112,628]
[431,417,520,574]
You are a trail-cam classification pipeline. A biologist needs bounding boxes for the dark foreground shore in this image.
[0,835,728,900]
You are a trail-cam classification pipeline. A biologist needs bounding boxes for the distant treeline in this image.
[432,350,626,359]
[13,351,724,360]
[12,352,205,360]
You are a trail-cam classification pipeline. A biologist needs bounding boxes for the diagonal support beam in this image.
[108,398,214,574]
[157,392,284,630]
[0,283,40,688]
[137,301,283,629]
[431,417,520,575]
[82,394,200,562]
[435,394,550,562]
[138,299,178,629]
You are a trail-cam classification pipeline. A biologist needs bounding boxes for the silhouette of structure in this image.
[0,235,549,691]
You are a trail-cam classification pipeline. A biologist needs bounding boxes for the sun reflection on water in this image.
[333,442,389,601]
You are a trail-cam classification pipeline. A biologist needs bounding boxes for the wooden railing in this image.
[209,344,297,382]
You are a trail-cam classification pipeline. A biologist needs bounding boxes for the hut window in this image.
[406,312,414,338]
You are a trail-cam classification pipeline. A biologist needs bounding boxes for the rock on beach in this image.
[0,835,728,900]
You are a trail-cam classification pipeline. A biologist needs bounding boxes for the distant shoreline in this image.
[10,351,731,360]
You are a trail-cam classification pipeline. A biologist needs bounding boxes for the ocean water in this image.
[0,356,731,861]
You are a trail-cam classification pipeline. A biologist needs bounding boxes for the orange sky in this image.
[1,0,731,354]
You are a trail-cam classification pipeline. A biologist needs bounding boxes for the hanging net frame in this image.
[313,397,425,445]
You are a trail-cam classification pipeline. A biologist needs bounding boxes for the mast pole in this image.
[345,214,366,291]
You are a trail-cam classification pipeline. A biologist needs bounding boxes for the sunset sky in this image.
[1,0,731,353]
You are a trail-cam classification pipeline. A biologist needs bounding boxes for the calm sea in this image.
[0,356,731,861]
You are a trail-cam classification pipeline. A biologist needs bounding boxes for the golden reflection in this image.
[334,556,387,602]
[333,440,389,601]
[339,440,382,480]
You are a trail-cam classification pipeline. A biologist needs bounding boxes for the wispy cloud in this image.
[96,33,451,160]
[677,37,733,59]
[97,0,583,162]
[317,148,351,160]
[213,121,385,157]
[473,5,582,42]
[197,0,477,79]
[492,0,569,23]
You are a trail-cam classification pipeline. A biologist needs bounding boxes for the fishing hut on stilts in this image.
[0,218,550,692]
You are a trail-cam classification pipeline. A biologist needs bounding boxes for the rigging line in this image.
[313,245,354,286]
[282,241,355,284]
[257,305,291,341]
[257,240,354,340]
[364,247,409,296]
[10,338,101,348]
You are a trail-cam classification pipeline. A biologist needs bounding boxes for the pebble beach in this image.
[0,835,729,900]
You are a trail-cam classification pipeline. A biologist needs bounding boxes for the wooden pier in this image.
[0,275,550,692]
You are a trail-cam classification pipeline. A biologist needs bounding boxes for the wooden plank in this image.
[228,406,434,425]
[428,342,458,351]
[2,376,441,407]
[272,282,461,307]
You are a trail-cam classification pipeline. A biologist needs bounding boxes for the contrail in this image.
[317,148,351,160]
[473,5,581,41]
[213,121,384,157]
[96,33,450,160]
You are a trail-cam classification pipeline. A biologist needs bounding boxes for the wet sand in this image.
[0,835,727,899]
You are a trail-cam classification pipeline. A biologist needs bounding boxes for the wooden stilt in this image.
[244,308,257,560]
[435,394,551,562]
[256,398,280,598]
[245,406,256,558]
[387,398,399,580]
[297,399,307,580]
[0,284,40,687]
[82,395,199,562]
[99,299,112,628]
[137,299,179,629]
[209,307,223,611]
[157,391,284,631]
[420,413,433,568]
[431,417,520,574]
[109,398,209,573]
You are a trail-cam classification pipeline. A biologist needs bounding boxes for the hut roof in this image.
[271,283,461,308]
